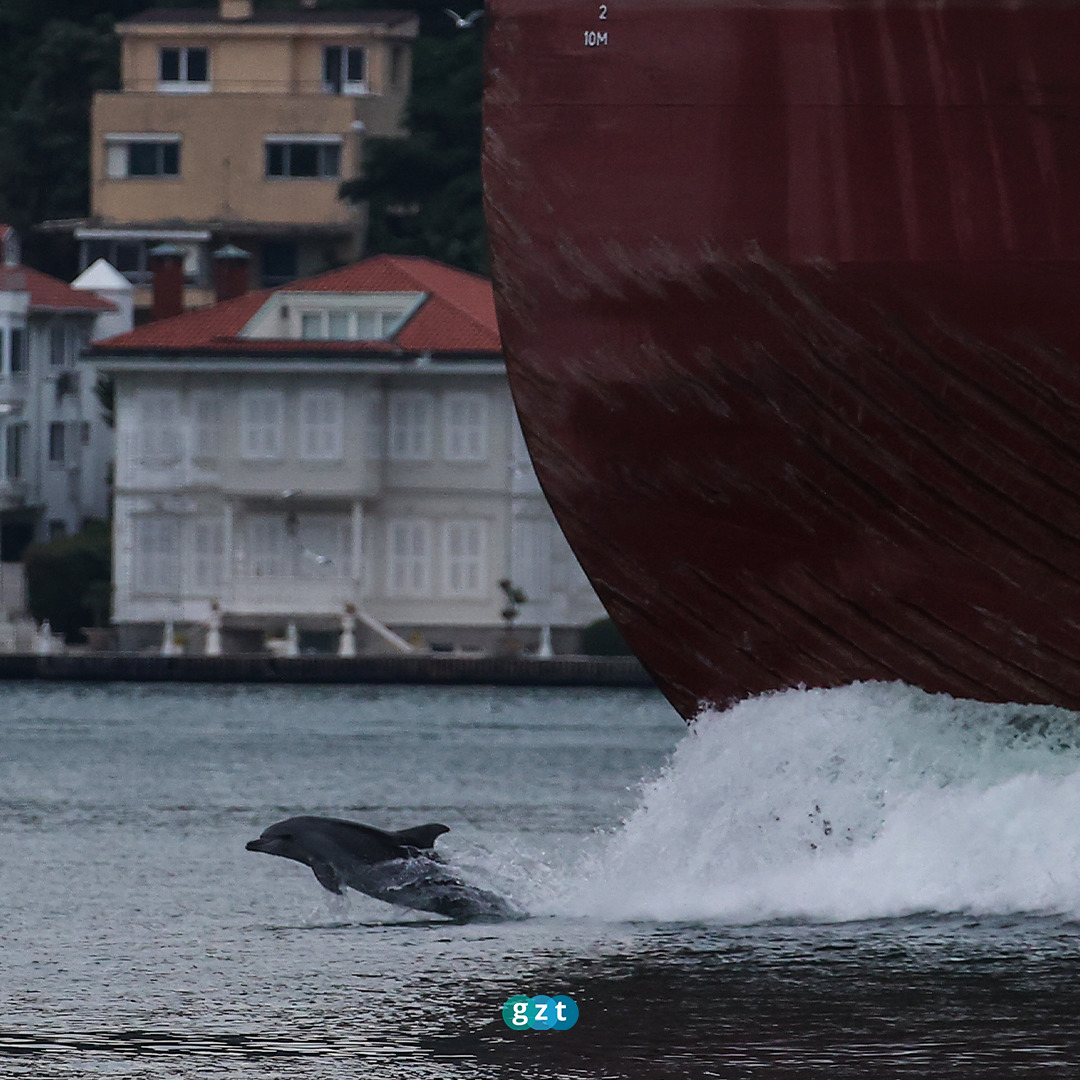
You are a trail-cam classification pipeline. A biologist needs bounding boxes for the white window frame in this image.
[239,390,284,461]
[191,391,222,459]
[264,136,343,180]
[299,390,344,462]
[158,46,210,92]
[133,515,181,595]
[5,423,26,480]
[443,392,489,462]
[136,391,183,468]
[387,391,434,461]
[190,518,225,593]
[322,45,367,95]
[386,518,432,597]
[442,520,487,598]
[105,134,181,179]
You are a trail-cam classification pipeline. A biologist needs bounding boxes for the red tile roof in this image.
[92,255,501,358]
[0,232,114,314]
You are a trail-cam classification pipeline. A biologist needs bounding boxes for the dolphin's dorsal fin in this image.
[393,823,450,850]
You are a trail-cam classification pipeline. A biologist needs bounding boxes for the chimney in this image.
[220,0,253,20]
[149,243,185,321]
[212,243,251,303]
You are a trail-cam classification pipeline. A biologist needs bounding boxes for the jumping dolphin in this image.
[246,815,525,921]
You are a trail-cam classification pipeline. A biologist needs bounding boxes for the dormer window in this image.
[239,290,425,341]
[299,308,401,341]
[322,46,367,94]
[159,47,209,91]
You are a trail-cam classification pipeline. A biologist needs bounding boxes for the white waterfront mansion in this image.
[90,254,605,655]
[0,225,132,557]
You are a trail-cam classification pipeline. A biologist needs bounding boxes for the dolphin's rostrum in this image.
[246,815,524,921]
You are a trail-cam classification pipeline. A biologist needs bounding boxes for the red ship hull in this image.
[483,0,1080,719]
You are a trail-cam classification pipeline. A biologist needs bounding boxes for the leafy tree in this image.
[25,520,112,642]
[581,618,634,657]
[340,30,486,273]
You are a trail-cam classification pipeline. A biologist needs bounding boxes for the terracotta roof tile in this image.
[0,264,114,314]
[93,255,501,357]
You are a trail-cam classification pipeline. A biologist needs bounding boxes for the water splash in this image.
[541,682,1080,923]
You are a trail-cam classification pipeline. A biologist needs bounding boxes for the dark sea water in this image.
[4,680,1080,1077]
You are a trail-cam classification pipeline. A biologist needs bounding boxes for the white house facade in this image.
[90,254,605,655]
[0,226,132,564]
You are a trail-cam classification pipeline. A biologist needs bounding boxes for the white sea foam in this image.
[536,682,1080,923]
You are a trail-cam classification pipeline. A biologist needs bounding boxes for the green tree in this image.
[25,520,112,642]
[581,618,634,657]
[340,30,485,273]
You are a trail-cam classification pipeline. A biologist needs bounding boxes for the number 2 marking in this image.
[599,4,607,18]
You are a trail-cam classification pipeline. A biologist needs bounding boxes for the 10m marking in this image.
[585,2,609,46]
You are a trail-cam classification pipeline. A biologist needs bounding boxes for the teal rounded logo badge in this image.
[501,994,579,1031]
[502,995,532,1030]
[551,995,579,1030]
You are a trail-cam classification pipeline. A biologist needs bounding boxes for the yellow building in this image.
[72,0,418,311]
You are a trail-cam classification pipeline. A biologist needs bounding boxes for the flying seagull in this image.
[444,7,483,28]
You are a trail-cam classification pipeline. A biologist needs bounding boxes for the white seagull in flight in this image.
[444,7,483,28]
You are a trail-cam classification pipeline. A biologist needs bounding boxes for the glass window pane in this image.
[266,143,285,177]
[290,143,319,177]
[186,48,208,82]
[160,48,180,81]
[323,46,342,91]
[346,47,365,83]
[320,143,341,177]
[128,142,158,176]
[162,142,179,175]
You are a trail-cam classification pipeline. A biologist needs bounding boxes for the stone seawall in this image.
[0,653,656,688]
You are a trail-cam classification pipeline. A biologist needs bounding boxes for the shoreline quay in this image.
[0,653,656,688]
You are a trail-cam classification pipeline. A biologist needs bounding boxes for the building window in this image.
[159,46,209,90]
[48,422,65,466]
[299,390,344,461]
[191,392,222,459]
[386,519,431,597]
[240,390,284,460]
[136,391,182,467]
[443,392,488,462]
[5,424,25,479]
[133,515,180,594]
[49,322,67,367]
[265,138,341,179]
[296,307,399,342]
[443,520,487,598]
[387,391,434,461]
[512,517,552,602]
[260,240,298,286]
[243,514,288,578]
[322,45,366,94]
[191,518,224,592]
[106,137,181,179]
[9,326,25,376]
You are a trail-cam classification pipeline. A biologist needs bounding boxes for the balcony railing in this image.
[224,576,359,615]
